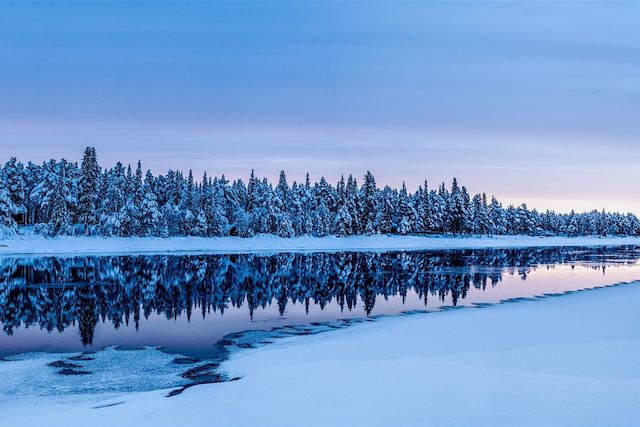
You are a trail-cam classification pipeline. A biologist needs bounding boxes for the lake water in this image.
[1,246,640,398]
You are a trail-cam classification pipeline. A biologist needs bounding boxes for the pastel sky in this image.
[1,1,639,213]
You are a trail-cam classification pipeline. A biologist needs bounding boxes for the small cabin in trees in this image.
[12,206,27,226]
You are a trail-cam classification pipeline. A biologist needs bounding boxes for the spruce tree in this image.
[246,169,257,212]
[416,180,432,233]
[448,178,466,235]
[133,160,144,206]
[314,199,331,236]
[78,147,100,234]
[333,203,353,237]
[48,161,73,236]
[489,196,506,235]
[140,187,162,236]
[276,170,289,201]
[346,175,360,234]
[360,171,378,234]
[396,182,416,235]
[2,157,26,210]
[375,187,395,234]
[0,179,18,236]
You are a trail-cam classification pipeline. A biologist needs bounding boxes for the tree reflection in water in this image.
[0,246,638,347]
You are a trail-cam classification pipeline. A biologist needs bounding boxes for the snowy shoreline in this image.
[4,281,640,426]
[2,234,640,257]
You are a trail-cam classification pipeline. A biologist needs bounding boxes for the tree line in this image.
[0,147,638,238]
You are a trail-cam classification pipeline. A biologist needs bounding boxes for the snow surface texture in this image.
[0,347,198,406]
[2,233,640,256]
[3,283,640,427]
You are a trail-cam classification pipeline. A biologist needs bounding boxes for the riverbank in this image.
[2,233,640,256]
[4,282,640,426]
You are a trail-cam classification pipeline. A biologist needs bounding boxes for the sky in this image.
[1,0,639,213]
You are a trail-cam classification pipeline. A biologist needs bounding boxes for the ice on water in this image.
[0,346,194,403]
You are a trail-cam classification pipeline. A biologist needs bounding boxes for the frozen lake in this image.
[1,245,640,397]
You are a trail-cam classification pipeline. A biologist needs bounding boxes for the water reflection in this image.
[1,246,639,358]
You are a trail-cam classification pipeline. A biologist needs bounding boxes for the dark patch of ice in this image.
[93,402,125,409]
[58,368,92,376]
[172,357,200,365]
[48,361,82,369]
[68,355,95,361]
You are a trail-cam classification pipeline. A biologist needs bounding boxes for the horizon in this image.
[2,1,640,214]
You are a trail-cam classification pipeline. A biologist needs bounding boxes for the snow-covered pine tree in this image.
[133,160,144,206]
[426,188,440,233]
[489,196,506,235]
[179,170,197,235]
[246,169,257,213]
[47,160,74,236]
[333,197,353,237]
[2,157,26,211]
[232,179,248,210]
[345,175,360,235]
[276,212,295,237]
[314,199,332,237]
[199,173,214,233]
[360,171,378,234]
[471,193,492,234]
[504,205,517,235]
[125,164,134,199]
[203,175,228,236]
[23,161,41,224]
[333,204,352,237]
[144,169,156,194]
[0,178,18,237]
[159,214,170,238]
[375,187,395,234]
[103,162,127,213]
[251,179,275,234]
[294,181,315,235]
[271,175,295,237]
[28,159,56,223]
[118,203,135,237]
[161,203,181,236]
[470,194,482,234]
[447,178,466,235]
[139,184,163,236]
[565,210,579,236]
[276,170,290,204]
[315,177,337,214]
[516,204,535,235]
[396,182,417,235]
[460,185,471,233]
[305,173,311,191]
[78,147,100,234]
[192,210,208,237]
[218,175,241,231]
[287,183,305,236]
[433,183,449,233]
[416,180,432,234]
[336,175,346,200]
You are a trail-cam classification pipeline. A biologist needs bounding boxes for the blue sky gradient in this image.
[1,1,639,212]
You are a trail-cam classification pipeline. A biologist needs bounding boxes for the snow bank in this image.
[4,283,640,426]
[2,233,640,256]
